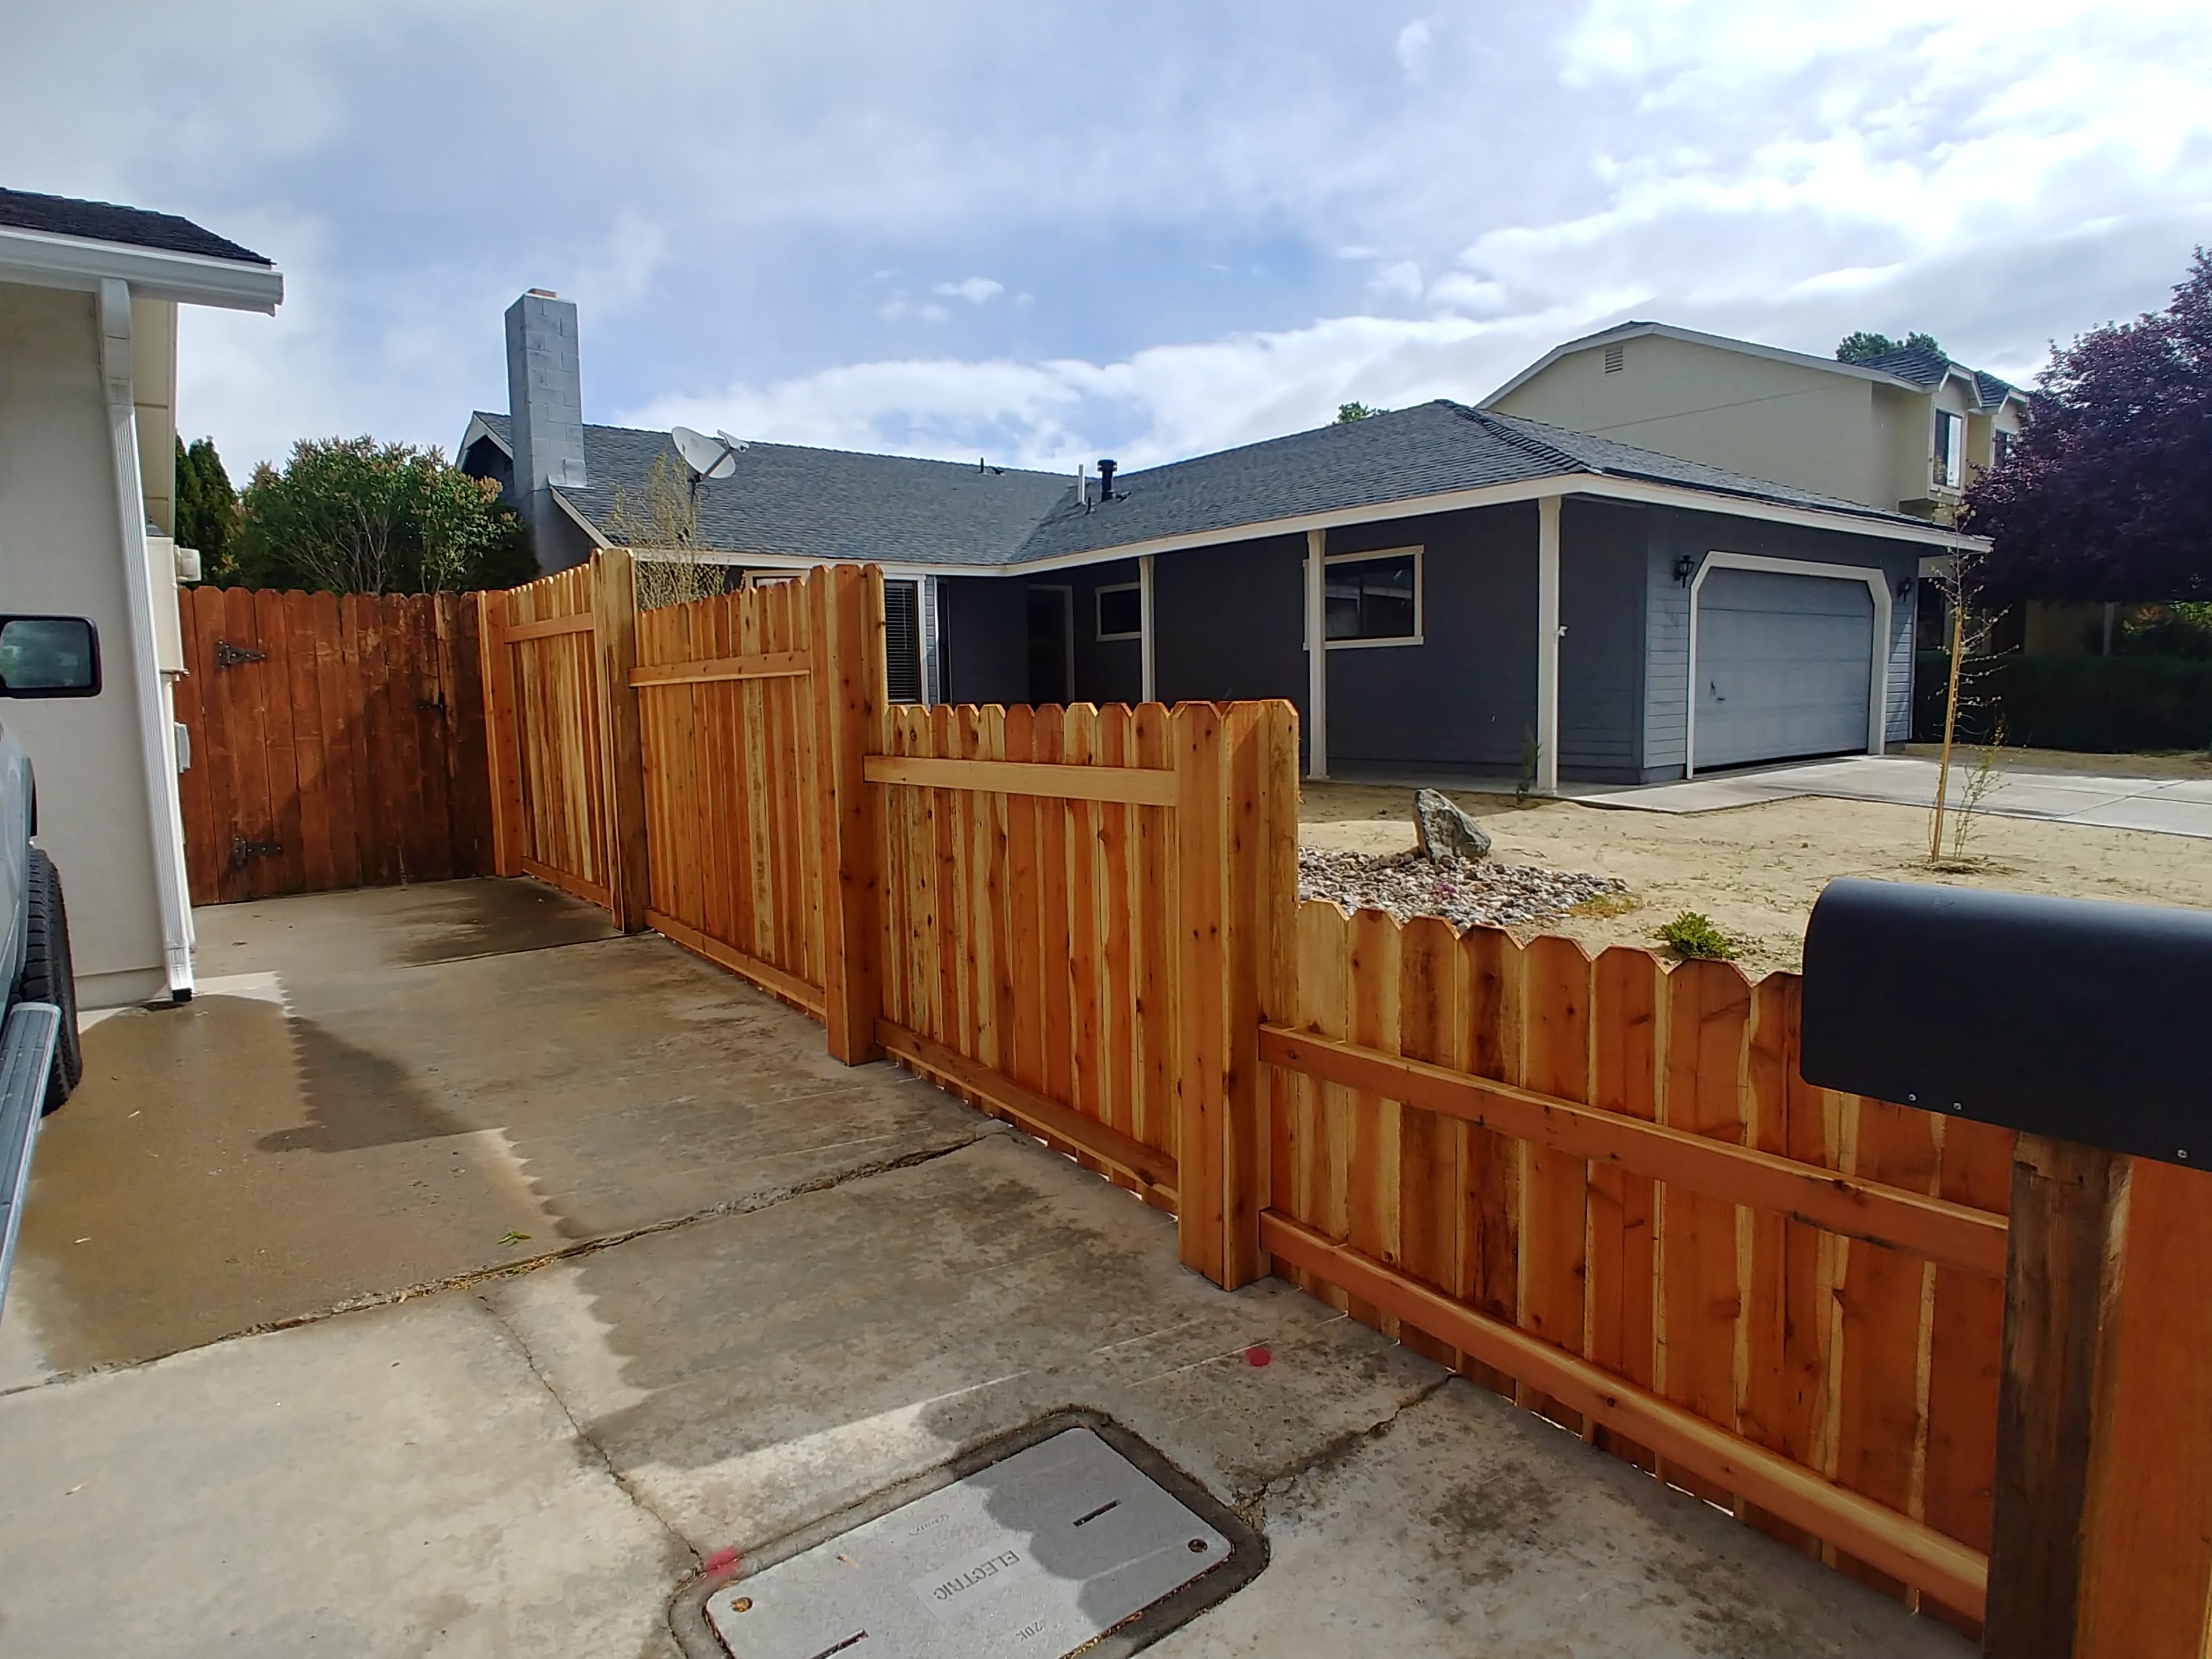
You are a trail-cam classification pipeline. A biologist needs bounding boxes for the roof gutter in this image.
[0,224,282,313]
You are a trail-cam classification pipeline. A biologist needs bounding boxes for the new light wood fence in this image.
[1262,906,2010,1626]
[484,555,2212,1657]
[173,587,492,904]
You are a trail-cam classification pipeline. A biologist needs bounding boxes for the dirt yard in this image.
[1301,781,2212,974]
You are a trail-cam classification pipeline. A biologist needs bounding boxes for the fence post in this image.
[590,548,651,932]
[812,564,886,1064]
[475,588,524,878]
[1172,699,1298,1288]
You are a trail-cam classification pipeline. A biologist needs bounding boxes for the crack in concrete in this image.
[1,1128,999,1397]
[471,1286,701,1566]
[1240,1369,1457,1512]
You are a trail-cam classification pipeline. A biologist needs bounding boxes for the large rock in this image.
[1413,789,1492,862]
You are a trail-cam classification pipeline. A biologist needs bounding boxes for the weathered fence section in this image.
[172,586,491,904]
[1261,904,2009,1623]
[632,571,827,1011]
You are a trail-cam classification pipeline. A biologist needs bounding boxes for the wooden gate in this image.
[171,587,492,905]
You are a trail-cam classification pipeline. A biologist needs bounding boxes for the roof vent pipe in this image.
[1097,458,1117,500]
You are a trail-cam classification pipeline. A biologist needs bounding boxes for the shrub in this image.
[1913,651,2212,752]
[1656,911,1737,960]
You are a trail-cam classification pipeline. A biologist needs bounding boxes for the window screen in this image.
[1096,584,1142,640]
[1325,551,1419,643]
[884,580,923,703]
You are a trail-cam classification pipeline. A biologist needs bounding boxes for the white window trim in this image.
[1312,544,1425,651]
[1932,409,1964,493]
[1095,580,1143,641]
[1683,551,1893,779]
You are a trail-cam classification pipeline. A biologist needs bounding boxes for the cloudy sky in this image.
[5,0,2208,477]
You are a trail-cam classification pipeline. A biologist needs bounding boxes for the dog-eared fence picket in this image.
[458,552,2212,1656]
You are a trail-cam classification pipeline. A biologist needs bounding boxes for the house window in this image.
[1324,547,1422,647]
[884,580,923,703]
[1603,343,1626,373]
[1095,582,1142,641]
[1993,429,2013,470]
[1934,410,1964,490]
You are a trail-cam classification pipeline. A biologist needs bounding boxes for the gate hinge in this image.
[231,836,283,866]
[216,639,267,667]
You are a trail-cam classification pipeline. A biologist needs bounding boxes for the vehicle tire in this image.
[15,848,82,1114]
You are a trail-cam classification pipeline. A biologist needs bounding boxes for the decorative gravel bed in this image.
[1298,845,1628,930]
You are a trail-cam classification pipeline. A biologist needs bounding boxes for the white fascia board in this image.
[459,413,512,460]
[551,489,613,548]
[0,225,283,313]
[1482,320,1922,406]
[611,470,1984,584]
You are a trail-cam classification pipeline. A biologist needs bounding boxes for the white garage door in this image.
[1694,567,1874,770]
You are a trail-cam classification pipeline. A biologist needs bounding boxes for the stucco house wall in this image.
[0,282,169,1004]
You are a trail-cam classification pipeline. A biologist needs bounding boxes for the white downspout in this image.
[1536,495,1561,795]
[1304,529,1328,780]
[98,278,194,1000]
[1138,554,1156,703]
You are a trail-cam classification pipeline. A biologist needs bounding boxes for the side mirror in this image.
[0,616,101,698]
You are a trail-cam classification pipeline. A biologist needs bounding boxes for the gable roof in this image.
[467,399,1973,573]
[1486,319,2027,413]
[465,413,1073,567]
[0,186,270,266]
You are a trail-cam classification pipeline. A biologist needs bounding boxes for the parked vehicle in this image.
[0,613,102,1316]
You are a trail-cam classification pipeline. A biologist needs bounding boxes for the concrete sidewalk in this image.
[0,881,1973,1657]
[1577,753,2212,838]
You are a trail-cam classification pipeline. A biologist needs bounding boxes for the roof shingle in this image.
[0,186,271,266]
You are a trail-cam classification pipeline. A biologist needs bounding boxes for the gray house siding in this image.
[1152,533,1309,762]
[1067,557,1144,706]
[939,574,1028,706]
[1558,500,1648,783]
[1324,503,1538,774]
[1642,506,1918,779]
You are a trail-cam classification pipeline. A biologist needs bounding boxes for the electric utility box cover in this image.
[693,1419,1261,1658]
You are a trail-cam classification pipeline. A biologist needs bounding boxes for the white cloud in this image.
[877,298,951,324]
[1396,19,1433,82]
[1369,259,1424,299]
[933,276,1005,303]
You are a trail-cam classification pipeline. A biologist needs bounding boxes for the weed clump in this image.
[1656,910,1737,960]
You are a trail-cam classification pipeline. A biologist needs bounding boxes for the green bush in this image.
[1913,651,2212,752]
[1656,911,1737,961]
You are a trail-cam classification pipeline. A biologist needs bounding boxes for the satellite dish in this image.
[671,425,742,482]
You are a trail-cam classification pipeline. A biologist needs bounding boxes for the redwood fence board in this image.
[173,586,495,905]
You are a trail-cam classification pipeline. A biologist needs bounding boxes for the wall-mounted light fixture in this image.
[1897,577,1915,600]
[1673,555,1697,585]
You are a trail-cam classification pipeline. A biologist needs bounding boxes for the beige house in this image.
[0,189,281,1005]
[1484,321,2028,526]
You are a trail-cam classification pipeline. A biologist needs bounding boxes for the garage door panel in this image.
[1695,568,1873,770]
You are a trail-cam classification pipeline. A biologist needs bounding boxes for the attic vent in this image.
[1603,343,1626,374]
[884,580,924,703]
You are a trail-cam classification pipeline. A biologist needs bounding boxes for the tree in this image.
[606,447,733,608]
[174,435,240,580]
[1836,329,1945,363]
[1963,249,2212,605]
[1335,401,1384,423]
[229,437,535,594]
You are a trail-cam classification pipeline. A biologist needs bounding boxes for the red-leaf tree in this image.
[1964,249,2212,605]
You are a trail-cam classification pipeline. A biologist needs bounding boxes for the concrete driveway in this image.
[1578,752,2212,837]
[0,880,1970,1657]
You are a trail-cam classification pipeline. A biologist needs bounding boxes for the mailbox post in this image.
[1802,879,2212,1659]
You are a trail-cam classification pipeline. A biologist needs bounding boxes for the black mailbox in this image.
[1800,877,2212,1168]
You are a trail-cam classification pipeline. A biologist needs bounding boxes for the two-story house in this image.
[1482,321,2027,526]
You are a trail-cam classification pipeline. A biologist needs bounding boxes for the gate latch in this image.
[230,836,283,866]
[216,639,267,668]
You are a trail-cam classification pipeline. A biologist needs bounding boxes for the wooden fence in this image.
[1262,906,2009,1625]
[485,555,2212,1656]
[172,587,492,904]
